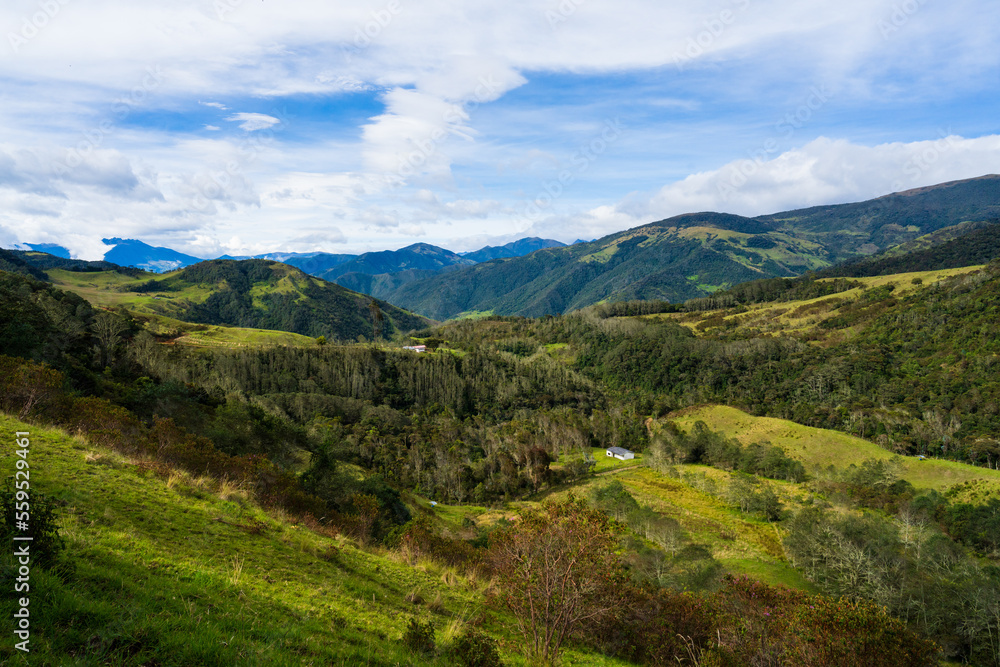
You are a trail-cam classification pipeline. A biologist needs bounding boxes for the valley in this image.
[3,184,1000,665]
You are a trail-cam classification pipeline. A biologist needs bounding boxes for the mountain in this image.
[102,237,204,272]
[25,242,71,258]
[138,260,431,339]
[757,174,1000,258]
[461,237,566,262]
[317,243,474,282]
[815,219,1000,278]
[42,258,431,340]
[254,251,358,275]
[7,248,137,278]
[331,266,462,298]
[0,248,49,280]
[380,212,832,320]
[381,176,1000,319]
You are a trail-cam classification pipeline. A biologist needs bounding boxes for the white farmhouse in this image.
[606,446,635,461]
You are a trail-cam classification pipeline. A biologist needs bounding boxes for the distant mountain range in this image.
[378,175,1000,319]
[13,237,568,285]
[10,175,1000,321]
[460,237,566,262]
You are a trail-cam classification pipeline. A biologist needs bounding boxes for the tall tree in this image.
[485,497,626,663]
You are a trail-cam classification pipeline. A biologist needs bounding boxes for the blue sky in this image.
[1,0,998,259]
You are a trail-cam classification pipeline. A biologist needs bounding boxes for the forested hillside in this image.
[3,255,1000,664]
[758,174,1000,256]
[383,213,828,319]
[816,219,1000,278]
[381,176,1000,319]
[40,258,430,341]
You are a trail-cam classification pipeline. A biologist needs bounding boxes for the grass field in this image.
[553,447,646,474]
[668,405,1000,494]
[0,415,630,666]
[653,265,986,338]
[46,268,209,314]
[47,269,322,349]
[536,465,816,593]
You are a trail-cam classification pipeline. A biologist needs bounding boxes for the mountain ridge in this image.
[381,175,1000,319]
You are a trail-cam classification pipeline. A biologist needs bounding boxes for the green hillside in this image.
[46,259,430,341]
[0,415,629,666]
[669,405,1000,494]
[384,213,830,320]
[383,176,1000,319]
[759,174,1000,257]
[0,269,1000,667]
[815,219,1000,278]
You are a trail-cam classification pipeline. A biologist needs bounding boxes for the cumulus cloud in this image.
[516,134,1000,243]
[640,134,1000,220]
[225,113,281,132]
[0,0,997,254]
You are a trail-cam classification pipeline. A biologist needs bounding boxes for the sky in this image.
[1,0,999,260]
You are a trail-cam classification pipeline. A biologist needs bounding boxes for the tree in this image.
[368,298,384,342]
[93,310,128,368]
[485,496,626,663]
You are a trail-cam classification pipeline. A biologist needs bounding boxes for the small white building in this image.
[606,446,635,461]
[403,344,427,353]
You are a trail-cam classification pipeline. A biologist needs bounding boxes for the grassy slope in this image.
[47,263,429,343]
[669,405,1000,495]
[45,269,318,348]
[138,312,318,349]
[660,265,984,339]
[533,465,816,593]
[0,415,627,667]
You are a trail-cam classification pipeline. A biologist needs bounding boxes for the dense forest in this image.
[816,220,1000,278]
[3,248,1000,663]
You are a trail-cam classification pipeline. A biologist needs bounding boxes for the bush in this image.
[403,617,435,655]
[0,482,66,568]
[452,629,503,667]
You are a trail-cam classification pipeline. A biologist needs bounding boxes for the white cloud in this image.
[642,134,1000,219]
[225,113,281,132]
[0,1,997,255]
[519,134,1000,242]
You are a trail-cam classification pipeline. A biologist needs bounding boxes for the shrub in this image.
[0,482,65,568]
[452,629,504,667]
[403,618,435,655]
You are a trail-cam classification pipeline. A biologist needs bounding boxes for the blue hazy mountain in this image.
[461,237,566,262]
[101,238,203,273]
[25,243,72,258]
